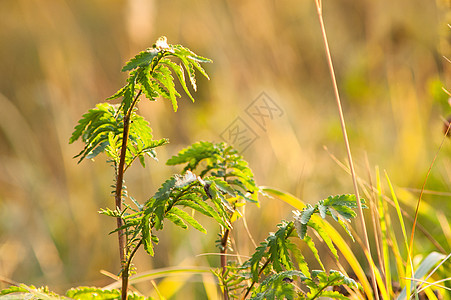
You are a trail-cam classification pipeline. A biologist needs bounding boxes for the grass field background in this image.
[0,0,450,298]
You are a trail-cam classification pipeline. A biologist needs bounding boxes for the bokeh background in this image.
[0,0,450,298]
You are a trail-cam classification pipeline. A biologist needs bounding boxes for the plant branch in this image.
[313,1,378,299]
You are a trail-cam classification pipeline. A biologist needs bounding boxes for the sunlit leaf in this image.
[122,48,159,72]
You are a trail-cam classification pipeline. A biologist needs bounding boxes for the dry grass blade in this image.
[314,0,378,298]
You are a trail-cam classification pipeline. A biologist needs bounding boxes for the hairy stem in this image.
[121,239,144,298]
[314,1,378,299]
[115,90,142,300]
[221,228,230,300]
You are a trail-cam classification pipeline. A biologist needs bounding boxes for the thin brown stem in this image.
[408,120,451,261]
[115,90,142,300]
[314,1,379,299]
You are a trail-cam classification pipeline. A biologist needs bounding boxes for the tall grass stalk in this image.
[410,123,451,252]
[313,0,379,298]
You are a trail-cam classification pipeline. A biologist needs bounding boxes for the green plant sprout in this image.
[69,36,360,299]
[69,36,219,299]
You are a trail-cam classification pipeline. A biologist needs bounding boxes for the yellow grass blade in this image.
[261,186,306,210]
[103,266,212,289]
[376,167,391,299]
[320,220,374,300]
[437,212,451,250]
[201,273,219,300]
[385,171,412,300]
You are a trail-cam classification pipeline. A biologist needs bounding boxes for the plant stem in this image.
[221,228,230,300]
[220,169,230,300]
[122,239,143,297]
[115,90,142,300]
[313,1,379,299]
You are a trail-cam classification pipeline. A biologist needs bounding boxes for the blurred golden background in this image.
[0,0,450,298]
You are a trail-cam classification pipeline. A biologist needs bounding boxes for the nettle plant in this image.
[0,37,363,300]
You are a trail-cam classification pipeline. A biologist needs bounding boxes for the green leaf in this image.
[141,216,154,256]
[171,46,200,90]
[172,44,212,85]
[322,194,365,221]
[122,48,159,72]
[177,197,228,228]
[98,207,120,217]
[153,177,176,202]
[152,64,181,111]
[287,241,310,278]
[122,78,135,115]
[318,202,328,219]
[167,141,260,208]
[66,287,153,300]
[66,287,121,299]
[0,285,63,299]
[106,85,127,101]
[166,212,188,229]
[293,194,362,242]
[304,235,325,271]
[70,102,167,166]
[166,141,218,169]
[308,219,339,261]
[250,270,306,300]
[208,178,236,197]
[70,103,120,163]
[306,270,358,299]
[336,217,355,241]
[161,59,195,102]
[0,285,29,296]
[207,181,234,212]
[136,65,159,101]
[172,44,212,64]
[69,103,115,144]
[176,199,212,217]
[249,242,268,282]
[169,206,206,233]
[300,204,316,225]
[189,59,210,81]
